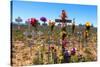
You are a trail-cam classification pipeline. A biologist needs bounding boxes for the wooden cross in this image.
[55,10,72,25]
[55,19,72,23]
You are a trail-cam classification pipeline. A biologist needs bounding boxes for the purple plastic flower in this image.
[64,50,71,63]
[25,19,31,24]
[71,48,76,55]
[40,17,47,22]
[64,50,70,57]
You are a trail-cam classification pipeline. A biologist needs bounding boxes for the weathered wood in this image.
[55,19,72,23]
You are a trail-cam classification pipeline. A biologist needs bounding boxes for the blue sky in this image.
[12,1,97,27]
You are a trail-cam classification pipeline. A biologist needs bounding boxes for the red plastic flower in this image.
[51,45,54,50]
[30,18,38,27]
[62,39,68,47]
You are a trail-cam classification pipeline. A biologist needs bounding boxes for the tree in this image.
[15,16,23,30]
[79,24,82,27]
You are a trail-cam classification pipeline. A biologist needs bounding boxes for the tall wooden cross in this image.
[55,10,72,26]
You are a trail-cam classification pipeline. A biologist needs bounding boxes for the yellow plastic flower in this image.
[49,20,55,26]
[59,55,63,60]
[37,46,40,49]
[60,31,66,38]
[86,22,91,27]
[48,20,52,26]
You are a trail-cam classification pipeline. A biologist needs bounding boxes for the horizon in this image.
[11,1,97,27]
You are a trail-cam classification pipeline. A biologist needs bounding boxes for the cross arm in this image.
[55,19,72,23]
